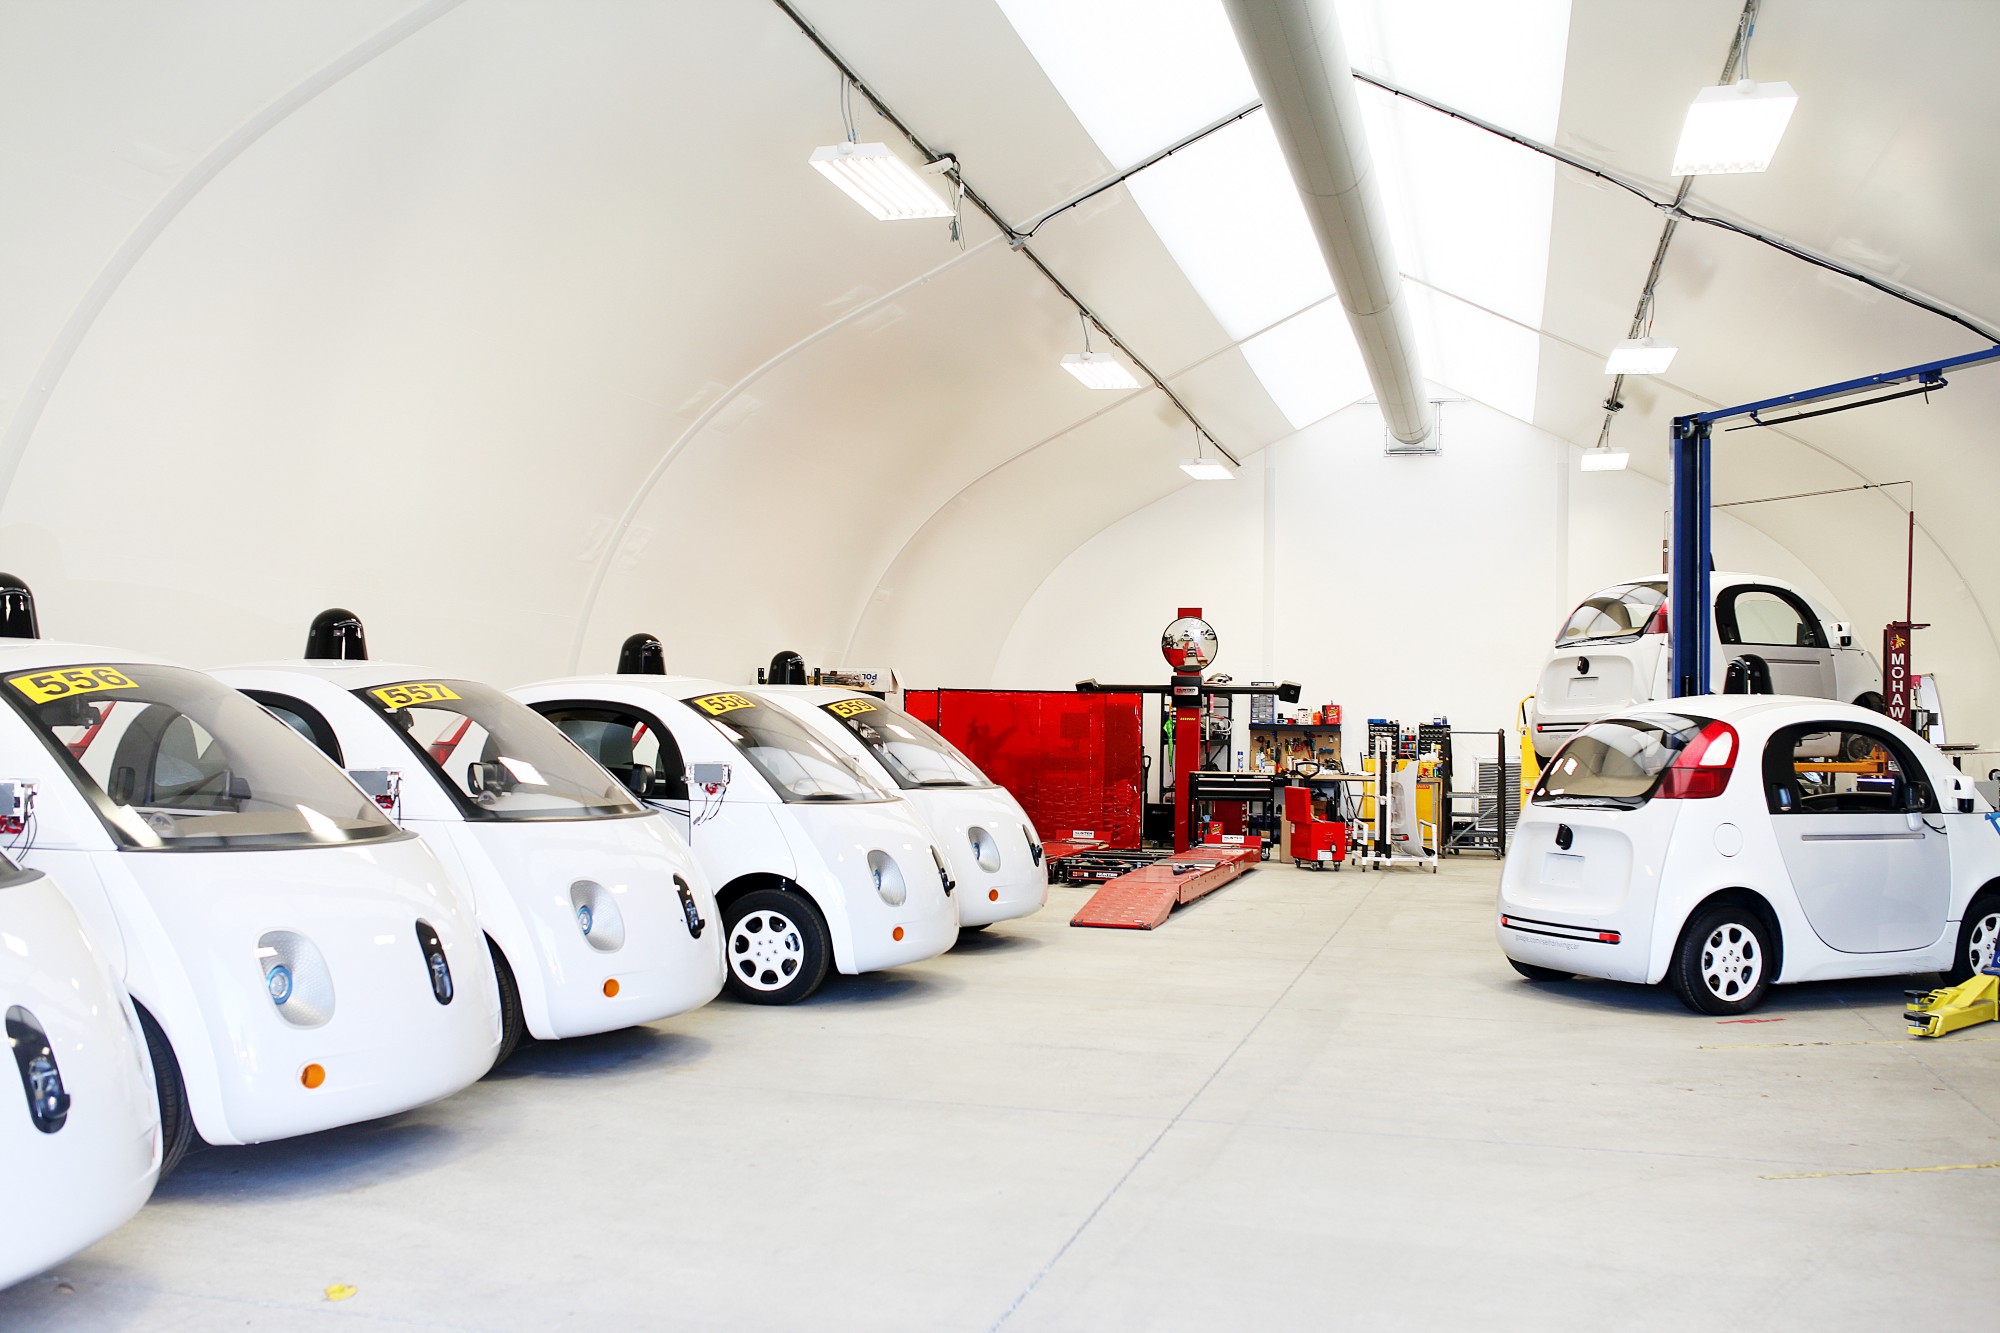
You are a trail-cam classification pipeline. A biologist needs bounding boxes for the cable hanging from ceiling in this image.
[773,0,1240,468]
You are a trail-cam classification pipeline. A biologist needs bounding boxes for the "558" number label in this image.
[825,698,878,719]
[370,682,462,710]
[8,666,139,705]
[690,692,757,716]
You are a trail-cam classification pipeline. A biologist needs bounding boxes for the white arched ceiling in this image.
[2,0,1997,744]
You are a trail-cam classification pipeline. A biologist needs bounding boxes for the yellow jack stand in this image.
[1905,973,2000,1038]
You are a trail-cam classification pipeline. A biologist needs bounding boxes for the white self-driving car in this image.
[510,668,958,1005]
[1,852,159,1288]
[754,685,1047,929]
[1498,695,2000,1014]
[0,642,500,1172]
[1528,574,1882,758]
[211,618,725,1063]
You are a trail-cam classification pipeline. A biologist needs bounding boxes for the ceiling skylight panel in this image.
[1239,302,1373,429]
[1406,286,1541,422]
[1335,0,1569,139]
[993,0,1255,166]
[1121,115,1331,340]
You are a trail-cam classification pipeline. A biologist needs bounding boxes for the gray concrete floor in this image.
[5,856,1997,1330]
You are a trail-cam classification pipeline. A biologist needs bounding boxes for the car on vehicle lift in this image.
[0,587,500,1175]
[511,642,958,1004]
[1498,694,2000,1014]
[1527,573,1882,759]
[210,612,726,1064]
[1,849,160,1289]
[750,675,1048,930]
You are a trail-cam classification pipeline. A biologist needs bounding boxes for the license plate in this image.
[1542,852,1585,888]
[1565,677,1599,700]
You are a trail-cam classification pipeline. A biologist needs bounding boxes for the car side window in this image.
[538,704,689,802]
[242,690,344,766]
[1762,723,1934,815]
[1720,588,1824,648]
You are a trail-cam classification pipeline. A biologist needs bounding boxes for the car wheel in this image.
[1510,959,1571,982]
[723,888,830,1005]
[488,938,525,1069]
[1944,891,2000,985]
[136,1007,196,1178]
[1670,904,1773,1014]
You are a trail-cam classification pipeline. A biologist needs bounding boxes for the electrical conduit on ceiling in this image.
[1220,0,1433,446]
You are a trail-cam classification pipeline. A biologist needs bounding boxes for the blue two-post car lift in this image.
[1668,344,2000,696]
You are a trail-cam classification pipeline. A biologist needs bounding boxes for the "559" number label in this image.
[8,666,139,705]
[370,682,462,710]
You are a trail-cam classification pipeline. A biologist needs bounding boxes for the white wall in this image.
[992,396,1843,773]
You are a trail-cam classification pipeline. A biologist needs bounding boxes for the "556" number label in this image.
[370,682,462,710]
[8,666,139,705]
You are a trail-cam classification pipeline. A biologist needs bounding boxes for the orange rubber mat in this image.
[1070,847,1258,930]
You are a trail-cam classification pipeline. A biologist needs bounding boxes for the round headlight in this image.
[266,964,294,1005]
[256,932,335,1028]
[569,881,626,952]
[577,903,594,936]
[867,850,907,907]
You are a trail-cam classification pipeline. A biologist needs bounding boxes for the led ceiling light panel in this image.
[1603,337,1679,376]
[1671,80,1798,176]
[1580,447,1630,472]
[808,142,954,220]
[1060,351,1142,389]
[1179,456,1236,480]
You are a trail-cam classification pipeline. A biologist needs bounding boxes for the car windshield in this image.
[684,692,888,803]
[814,696,991,789]
[5,661,400,850]
[358,679,644,821]
[1535,713,1710,807]
[1557,582,1666,646]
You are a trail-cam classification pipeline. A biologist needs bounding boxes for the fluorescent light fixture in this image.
[1603,337,1678,376]
[807,142,954,220]
[1580,446,1630,472]
[1671,80,1798,176]
[1060,351,1141,390]
[1179,456,1235,481]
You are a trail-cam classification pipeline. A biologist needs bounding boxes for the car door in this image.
[1763,720,1949,952]
[1718,586,1836,697]
[535,701,691,838]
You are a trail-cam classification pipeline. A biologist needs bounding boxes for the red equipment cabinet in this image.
[903,689,1144,847]
[1282,784,1347,870]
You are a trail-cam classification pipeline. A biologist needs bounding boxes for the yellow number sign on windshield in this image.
[8,665,139,705]
[371,682,462,711]
[690,693,756,716]
[826,698,878,719]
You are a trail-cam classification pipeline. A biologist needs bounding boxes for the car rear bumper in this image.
[1495,908,1653,984]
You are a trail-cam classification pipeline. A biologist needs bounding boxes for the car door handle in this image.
[1799,831,1926,842]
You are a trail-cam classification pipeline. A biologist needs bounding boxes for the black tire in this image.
[1509,959,1571,982]
[1855,693,1886,714]
[958,922,991,934]
[1670,903,1774,1014]
[1944,890,2000,985]
[136,1006,196,1178]
[487,938,525,1069]
[722,887,831,1005]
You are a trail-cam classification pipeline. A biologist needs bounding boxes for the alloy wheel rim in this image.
[730,910,805,991]
[1699,921,1762,1000]
[1969,910,2000,975]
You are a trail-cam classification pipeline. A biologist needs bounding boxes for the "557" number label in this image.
[370,682,462,710]
[8,666,139,705]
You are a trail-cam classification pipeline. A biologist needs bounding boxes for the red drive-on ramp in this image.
[1070,846,1261,930]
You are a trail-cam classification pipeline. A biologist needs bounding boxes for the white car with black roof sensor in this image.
[0,581,500,1175]
[0,840,160,1288]
[210,611,726,1064]
[752,652,1046,930]
[510,635,958,1005]
[1529,573,1882,759]
[1500,694,2000,1014]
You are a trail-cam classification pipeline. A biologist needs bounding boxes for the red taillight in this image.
[1655,720,1737,799]
[1645,600,1670,636]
